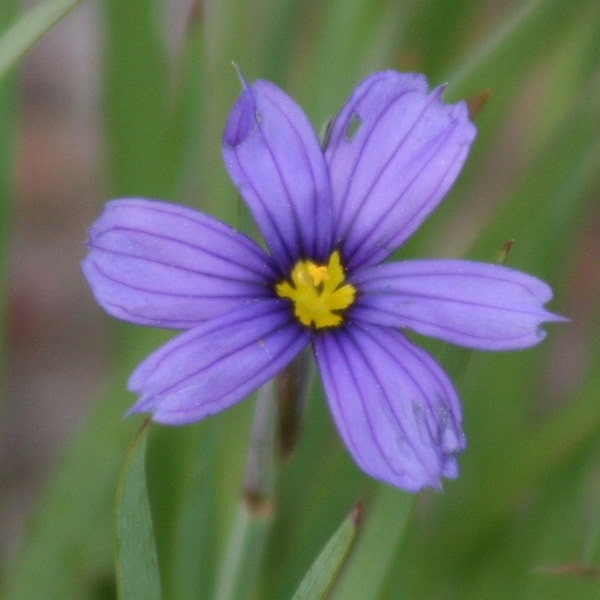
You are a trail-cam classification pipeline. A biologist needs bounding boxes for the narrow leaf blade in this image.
[292,504,361,600]
[330,488,414,600]
[116,420,161,600]
[0,0,83,81]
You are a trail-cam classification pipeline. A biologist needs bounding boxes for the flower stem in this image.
[212,502,272,600]
[213,381,277,600]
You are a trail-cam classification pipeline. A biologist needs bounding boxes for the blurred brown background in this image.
[1,3,108,560]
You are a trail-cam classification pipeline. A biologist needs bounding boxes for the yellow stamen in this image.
[276,251,356,329]
[307,264,329,285]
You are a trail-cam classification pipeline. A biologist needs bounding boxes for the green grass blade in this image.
[116,420,161,600]
[101,0,169,197]
[330,488,414,600]
[447,0,592,97]
[0,0,84,81]
[154,423,220,600]
[212,503,273,600]
[291,505,360,600]
[164,6,206,202]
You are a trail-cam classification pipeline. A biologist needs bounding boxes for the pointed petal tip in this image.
[354,260,566,351]
[548,311,569,324]
[223,86,258,148]
[223,75,277,149]
[231,61,246,86]
[432,82,448,98]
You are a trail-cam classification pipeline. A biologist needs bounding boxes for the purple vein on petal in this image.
[223,85,295,269]
[314,331,383,472]
[252,92,310,263]
[87,199,277,279]
[130,304,288,392]
[90,228,274,283]
[340,327,434,478]
[90,259,269,297]
[334,80,438,245]
[84,259,267,326]
[259,87,329,261]
[348,325,460,476]
[129,301,310,423]
[351,260,565,349]
[227,148,295,270]
[223,80,331,270]
[345,107,469,269]
[316,324,460,489]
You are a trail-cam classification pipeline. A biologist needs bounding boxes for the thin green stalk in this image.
[212,503,273,600]
[213,381,278,600]
[0,0,84,81]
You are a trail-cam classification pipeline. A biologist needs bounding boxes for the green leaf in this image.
[446,0,591,97]
[0,0,84,82]
[291,504,360,600]
[116,420,161,600]
[212,502,273,600]
[102,0,169,197]
[330,488,414,600]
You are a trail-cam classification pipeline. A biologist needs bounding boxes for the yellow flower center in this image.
[275,251,356,329]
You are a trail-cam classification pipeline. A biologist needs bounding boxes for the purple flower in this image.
[82,71,563,491]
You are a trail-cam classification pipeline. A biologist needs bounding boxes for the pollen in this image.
[276,251,356,329]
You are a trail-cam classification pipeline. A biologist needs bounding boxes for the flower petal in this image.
[314,325,465,491]
[222,79,333,272]
[128,300,309,425]
[352,259,566,350]
[82,198,277,329]
[325,71,476,271]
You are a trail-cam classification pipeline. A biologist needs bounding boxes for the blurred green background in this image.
[1,0,600,598]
